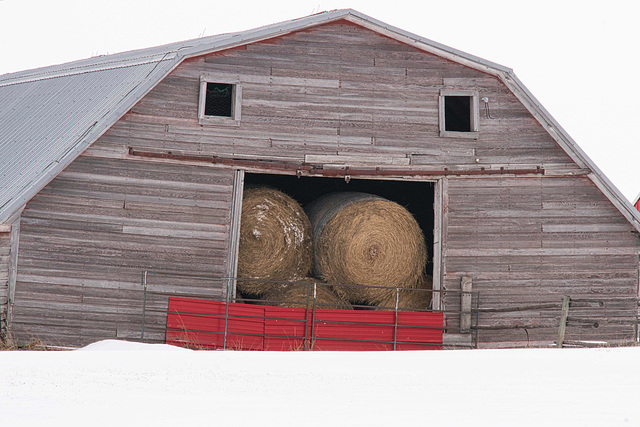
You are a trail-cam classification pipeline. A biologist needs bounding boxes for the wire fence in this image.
[140,272,480,350]
[139,271,639,349]
[472,293,640,348]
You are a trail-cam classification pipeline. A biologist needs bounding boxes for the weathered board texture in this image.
[9,20,638,347]
[11,157,235,346]
[444,176,639,346]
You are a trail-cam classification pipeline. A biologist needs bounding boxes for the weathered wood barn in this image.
[1,9,639,349]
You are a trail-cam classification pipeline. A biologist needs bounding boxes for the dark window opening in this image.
[444,96,472,132]
[204,83,233,117]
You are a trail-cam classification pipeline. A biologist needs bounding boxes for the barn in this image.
[1,9,639,349]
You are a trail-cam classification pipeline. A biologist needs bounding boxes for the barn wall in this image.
[445,176,639,346]
[11,156,235,346]
[9,21,638,347]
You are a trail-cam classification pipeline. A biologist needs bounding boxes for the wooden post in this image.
[460,276,472,331]
[140,270,148,341]
[431,178,445,312]
[557,296,571,348]
[7,215,21,324]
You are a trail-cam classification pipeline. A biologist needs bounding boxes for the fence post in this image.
[141,270,148,341]
[557,296,571,348]
[223,278,231,350]
[304,281,311,351]
[461,276,472,331]
[310,282,317,350]
[393,288,400,351]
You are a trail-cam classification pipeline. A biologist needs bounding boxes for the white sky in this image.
[1,0,639,201]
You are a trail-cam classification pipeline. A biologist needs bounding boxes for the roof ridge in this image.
[0,52,178,87]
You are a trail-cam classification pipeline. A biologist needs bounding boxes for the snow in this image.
[77,339,191,352]
[2,341,639,426]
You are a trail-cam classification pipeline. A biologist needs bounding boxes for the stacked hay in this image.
[262,279,352,310]
[376,275,433,311]
[237,187,313,297]
[306,192,427,305]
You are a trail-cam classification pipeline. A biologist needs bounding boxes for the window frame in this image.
[198,75,242,126]
[438,90,479,139]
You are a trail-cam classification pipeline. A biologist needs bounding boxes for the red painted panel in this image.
[167,297,265,350]
[311,310,395,351]
[311,310,443,351]
[166,297,443,351]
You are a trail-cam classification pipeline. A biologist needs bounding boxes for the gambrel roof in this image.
[2,9,639,231]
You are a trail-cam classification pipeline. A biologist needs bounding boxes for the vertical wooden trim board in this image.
[460,275,473,331]
[7,216,20,323]
[226,170,245,300]
[432,178,444,311]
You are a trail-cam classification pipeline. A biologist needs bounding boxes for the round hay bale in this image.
[375,275,433,311]
[306,192,427,305]
[237,187,313,297]
[262,279,352,310]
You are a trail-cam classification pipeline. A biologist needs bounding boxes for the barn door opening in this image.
[233,172,436,306]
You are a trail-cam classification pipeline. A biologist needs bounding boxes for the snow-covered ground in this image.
[1,340,638,426]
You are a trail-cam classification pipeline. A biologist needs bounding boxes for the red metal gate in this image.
[166,297,444,351]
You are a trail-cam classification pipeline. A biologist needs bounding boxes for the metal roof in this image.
[1,8,639,231]
[0,51,181,222]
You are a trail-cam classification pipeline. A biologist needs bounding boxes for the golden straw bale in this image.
[307,192,427,305]
[237,187,313,297]
[375,275,433,311]
[261,280,352,310]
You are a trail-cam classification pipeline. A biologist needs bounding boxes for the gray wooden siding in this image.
[0,232,9,337]
[445,176,639,346]
[11,156,235,346]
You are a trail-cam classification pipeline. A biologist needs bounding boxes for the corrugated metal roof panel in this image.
[0,56,178,221]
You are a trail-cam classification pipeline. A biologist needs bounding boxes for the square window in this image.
[444,96,472,132]
[439,91,479,138]
[204,83,234,117]
[198,76,242,126]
